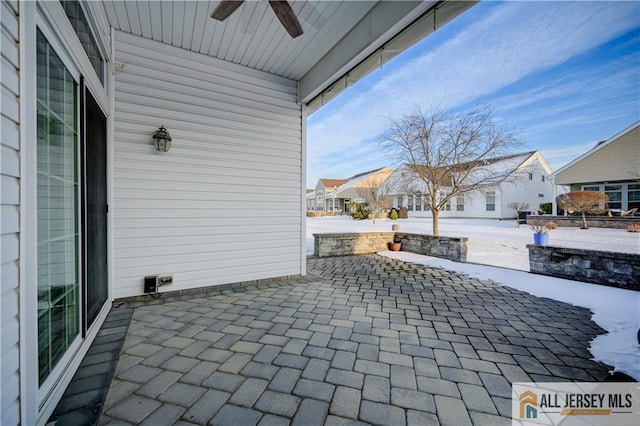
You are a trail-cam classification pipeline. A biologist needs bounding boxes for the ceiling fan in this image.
[211,1,304,38]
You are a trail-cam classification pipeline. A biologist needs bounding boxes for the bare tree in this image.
[507,201,530,227]
[556,191,609,229]
[356,174,392,224]
[380,106,520,235]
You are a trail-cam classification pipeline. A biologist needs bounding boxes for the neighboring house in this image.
[387,151,554,219]
[308,167,394,214]
[311,178,349,212]
[549,122,640,212]
[0,1,474,423]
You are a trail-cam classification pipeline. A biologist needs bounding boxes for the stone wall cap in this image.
[526,244,639,260]
[313,232,395,237]
[396,232,469,242]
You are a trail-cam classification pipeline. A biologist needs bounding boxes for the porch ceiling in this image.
[99,1,475,108]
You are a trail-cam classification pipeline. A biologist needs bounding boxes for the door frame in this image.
[19,2,113,424]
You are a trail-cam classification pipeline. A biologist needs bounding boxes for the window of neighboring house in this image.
[583,185,600,191]
[605,185,622,209]
[415,193,422,211]
[440,192,451,211]
[456,195,464,211]
[61,1,105,84]
[344,199,350,212]
[486,191,496,211]
[528,172,533,180]
[541,175,545,182]
[538,193,544,198]
[628,184,640,209]
[396,196,403,208]
[407,194,414,211]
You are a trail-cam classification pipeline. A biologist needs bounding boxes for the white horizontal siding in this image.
[113,31,303,298]
[555,125,640,185]
[0,0,20,424]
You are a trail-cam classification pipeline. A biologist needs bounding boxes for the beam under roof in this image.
[300,0,477,113]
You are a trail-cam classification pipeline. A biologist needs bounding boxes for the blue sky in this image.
[306,1,640,186]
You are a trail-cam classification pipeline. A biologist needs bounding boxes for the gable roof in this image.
[312,166,394,198]
[416,151,539,183]
[333,166,394,195]
[549,121,640,182]
[320,179,349,189]
[386,151,548,192]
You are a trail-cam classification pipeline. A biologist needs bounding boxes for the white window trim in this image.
[581,182,637,210]
[21,4,113,424]
[486,191,496,211]
[38,0,109,109]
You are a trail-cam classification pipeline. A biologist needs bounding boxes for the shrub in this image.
[349,202,369,220]
[545,221,558,230]
[557,191,609,229]
[628,224,640,233]
[398,207,409,219]
[389,209,399,220]
[530,225,549,235]
[539,203,552,215]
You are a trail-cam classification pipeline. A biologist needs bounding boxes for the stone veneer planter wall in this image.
[527,215,640,229]
[313,232,468,262]
[394,232,468,262]
[527,245,640,290]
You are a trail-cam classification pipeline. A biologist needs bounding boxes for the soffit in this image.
[101,0,377,81]
[99,1,475,108]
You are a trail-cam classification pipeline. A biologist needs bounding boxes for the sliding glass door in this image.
[36,29,80,385]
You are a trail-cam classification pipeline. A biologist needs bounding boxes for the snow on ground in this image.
[307,216,640,380]
[306,216,640,270]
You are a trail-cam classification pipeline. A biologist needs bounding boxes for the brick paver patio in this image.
[96,254,612,425]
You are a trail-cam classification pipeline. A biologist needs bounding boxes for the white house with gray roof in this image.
[387,151,554,219]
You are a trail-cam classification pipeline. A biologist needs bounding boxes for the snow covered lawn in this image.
[307,216,640,380]
[306,216,640,270]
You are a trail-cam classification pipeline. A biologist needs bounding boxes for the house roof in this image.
[320,179,349,189]
[311,166,394,198]
[548,121,640,180]
[334,166,394,194]
[95,1,476,109]
[388,151,548,191]
[414,151,538,180]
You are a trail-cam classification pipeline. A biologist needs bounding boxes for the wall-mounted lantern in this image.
[152,125,172,152]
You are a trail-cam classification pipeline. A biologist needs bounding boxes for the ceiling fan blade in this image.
[269,1,303,38]
[211,1,245,21]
